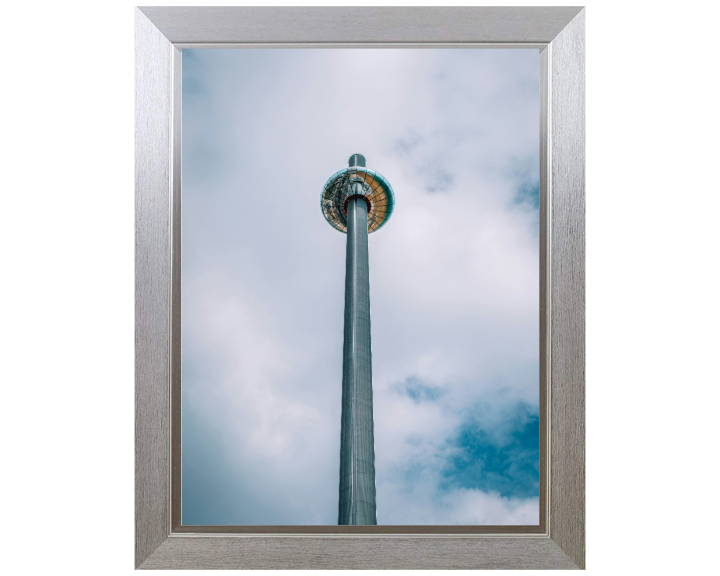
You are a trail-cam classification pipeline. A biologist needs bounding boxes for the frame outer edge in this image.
[549,8,586,569]
[141,536,579,570]
[135,5,586,570]
[138,6,584,44]
[135,7,173,568]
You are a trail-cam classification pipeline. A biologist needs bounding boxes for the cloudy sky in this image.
[181,48,540,526]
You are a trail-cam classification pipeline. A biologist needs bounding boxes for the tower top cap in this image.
[320,158,395,234]
[348,154,366,168]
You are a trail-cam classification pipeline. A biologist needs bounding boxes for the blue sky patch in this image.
[396,376,445,403]
[441,402,539,499]
[516,180,540,209]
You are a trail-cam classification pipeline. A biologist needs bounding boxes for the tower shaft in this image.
[338,196,377,525]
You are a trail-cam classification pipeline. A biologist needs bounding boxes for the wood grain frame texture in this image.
[135,6,585,570]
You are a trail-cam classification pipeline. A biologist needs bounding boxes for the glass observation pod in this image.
[320,167,396,234]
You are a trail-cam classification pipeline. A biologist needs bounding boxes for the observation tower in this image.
[320,153,395,525]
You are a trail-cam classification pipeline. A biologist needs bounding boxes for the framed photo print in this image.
[135,6,585,569]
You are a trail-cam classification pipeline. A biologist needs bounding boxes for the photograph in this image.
[180,47,541,526]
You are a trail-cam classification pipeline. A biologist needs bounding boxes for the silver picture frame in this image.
[135,6,585,569]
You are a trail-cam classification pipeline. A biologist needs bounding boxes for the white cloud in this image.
[379,476,540,526]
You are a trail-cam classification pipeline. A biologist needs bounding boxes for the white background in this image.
[1,0,718,573]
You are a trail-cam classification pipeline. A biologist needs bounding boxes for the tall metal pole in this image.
[322,153,393,525]
[338,193,377,525]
